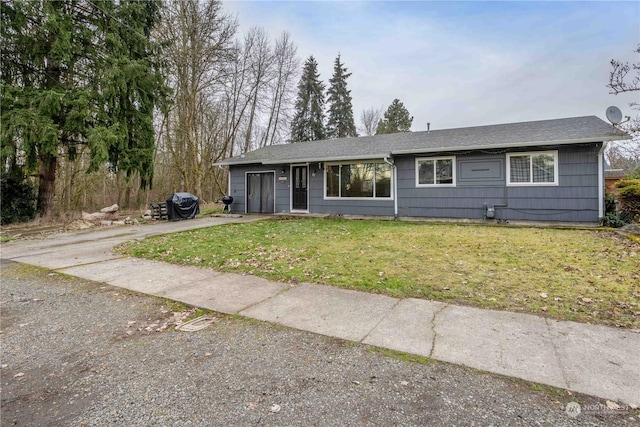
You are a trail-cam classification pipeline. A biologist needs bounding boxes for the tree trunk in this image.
[37,154,57,220]
[244,95,258,154]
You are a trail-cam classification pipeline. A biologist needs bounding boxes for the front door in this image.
[247,172,275,213]
[292,166,308,211]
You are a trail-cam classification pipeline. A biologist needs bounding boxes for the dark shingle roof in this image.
[605,169,625,179]
[217,116,627,166]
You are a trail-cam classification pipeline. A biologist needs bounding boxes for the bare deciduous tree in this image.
[241,27,274,154]
[607,45,640,174]
[259,32,300,148]
[608,45,640,101]
[158,0,237,200]
[359,107,383,136]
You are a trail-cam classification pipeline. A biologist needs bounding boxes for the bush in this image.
[1,172,37,225]
[601,193,632,228]
[615,179,640,221]
[604,193,617,214]
[601,211,632,228]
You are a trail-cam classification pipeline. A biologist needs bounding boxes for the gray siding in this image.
[396,144,601,222]
[227,143,602,222]
[228,164,290,214]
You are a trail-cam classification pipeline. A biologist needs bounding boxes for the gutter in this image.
[214,154,388,167]
[388,137,628,157]
[383,155,398,219]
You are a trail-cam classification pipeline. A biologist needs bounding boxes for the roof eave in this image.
[213,158,259,166]
[215,154,392,166]
[390,136,626,156]
[262,154,391,164]
[215,133,629,166]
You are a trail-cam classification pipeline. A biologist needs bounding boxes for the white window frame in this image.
[506,150,559,186]
[415,156,457,187]
[323,160,394,200]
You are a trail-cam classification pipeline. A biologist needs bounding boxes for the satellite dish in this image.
[606,106,623,125]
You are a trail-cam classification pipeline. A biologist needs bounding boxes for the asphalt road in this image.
[1,261,637,426]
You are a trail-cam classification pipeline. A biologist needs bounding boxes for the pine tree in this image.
[290,55,325,142]
[0,0,167,218]
[376,99,413,134]
[326,54,357,138]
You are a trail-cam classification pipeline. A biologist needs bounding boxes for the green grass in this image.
[371,347,436,365]
[116,218,640,328]
[199,202,225,216]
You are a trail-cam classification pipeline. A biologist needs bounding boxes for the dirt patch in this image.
[111,306,202,341]
[1,354,96,426]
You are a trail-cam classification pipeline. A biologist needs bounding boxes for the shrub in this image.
[604,193,617,213]
[601,194,630,227]
[615,179,640,221]
[601,211,632,228]
[0,172,37,225]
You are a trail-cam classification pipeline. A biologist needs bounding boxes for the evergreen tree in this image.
[376,99,413,134]
[0,171,36,225]
[326,54,357,138]
[0,0,167,218]
[290,55,325,142]
[90,0,168,188]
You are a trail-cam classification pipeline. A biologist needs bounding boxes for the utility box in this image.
[485,204,495,219]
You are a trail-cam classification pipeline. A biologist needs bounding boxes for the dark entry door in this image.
[247,172,275,213]
[292,166,308,210]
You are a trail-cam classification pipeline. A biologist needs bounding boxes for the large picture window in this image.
[325,161,392,199]
[507,151,558,185]
[416,157,456,187]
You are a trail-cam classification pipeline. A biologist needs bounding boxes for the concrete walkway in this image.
[1,216,638,408]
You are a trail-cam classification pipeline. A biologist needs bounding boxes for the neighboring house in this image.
[604,160,625,194]
[216,116,628,223]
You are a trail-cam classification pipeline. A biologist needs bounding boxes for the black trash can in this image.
[165,192,200,221]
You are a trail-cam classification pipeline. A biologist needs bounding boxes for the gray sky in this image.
[225,1,639,131]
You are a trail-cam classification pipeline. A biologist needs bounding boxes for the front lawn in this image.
[117,219,640,328]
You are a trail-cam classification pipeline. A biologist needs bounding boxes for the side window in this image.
[507,151,558,185]
[416,157,456,187]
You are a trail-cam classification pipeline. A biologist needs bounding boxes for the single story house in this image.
[216,116,628,223]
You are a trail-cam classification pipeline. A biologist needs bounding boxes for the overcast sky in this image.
[225,1,639,132]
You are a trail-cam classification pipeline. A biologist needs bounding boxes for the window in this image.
[507,151,558,185]
[325,161,392,199]
[416,157,456,187]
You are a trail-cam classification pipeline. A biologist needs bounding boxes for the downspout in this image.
[384,156,398,219]
[598,142,607,219]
